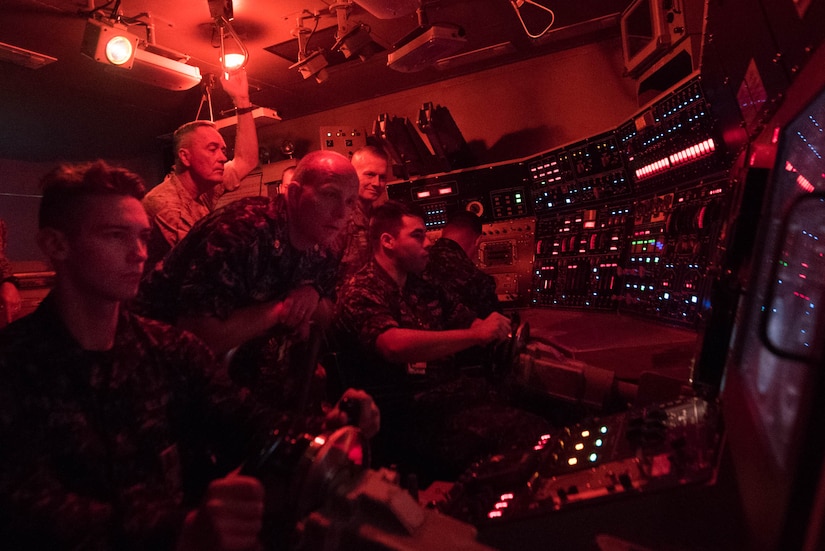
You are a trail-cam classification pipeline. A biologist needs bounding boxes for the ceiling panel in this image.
[0,0,630,159]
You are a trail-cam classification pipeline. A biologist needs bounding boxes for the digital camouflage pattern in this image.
[335,260,551,482]
[423,237,501,319]
[0,294,261,550]
[141,170,238,273]
[135,195,340,413]
[334,199,371,287]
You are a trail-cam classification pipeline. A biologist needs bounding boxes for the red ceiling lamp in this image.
[80,19,140,69]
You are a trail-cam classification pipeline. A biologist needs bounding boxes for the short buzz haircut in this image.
[351,144,390,166]
[290,150,357,191]
[172,120,217,173]
[281,165,296,181]
[444,209,483,236]
[369,200,424,248]
[38,160,146,234]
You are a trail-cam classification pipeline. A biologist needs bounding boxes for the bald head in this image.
[286,150,359,250]
[290,150,357,191]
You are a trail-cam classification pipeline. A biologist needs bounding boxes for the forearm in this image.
[178,301,281,356]
[375,327,486,364]
[228,102,259,180]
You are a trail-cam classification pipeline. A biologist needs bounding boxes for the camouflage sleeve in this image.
[300,250,342,302]
[0,363,164,549]
[149,205,190,251]
[426,264,478,329]
[426,243,501,319]
[444,297,478,330]
[472,270,503,317]
[336,282,399,352]
[142,187,196,253]
[164,204,273,321]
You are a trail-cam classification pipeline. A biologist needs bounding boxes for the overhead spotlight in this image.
[510,0,555,39]
[216,16,249,76]
[81,19,140,69]
[80,17,201,90]
[290,50,329,83]
[333,23,376,61]
[330,0,375,61]
[290,14,328,83]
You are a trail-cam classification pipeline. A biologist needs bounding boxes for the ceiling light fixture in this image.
[333,24,376,61]
[510,0,556,39]
[330,0,374,61]
[80,13,202,90]
[291,50,329,82]
[386,2,466,73]
[216,15,249,76]
[80,18,140,69]
[289,12,329,83]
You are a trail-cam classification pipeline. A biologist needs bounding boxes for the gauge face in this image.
[466,200,484,216]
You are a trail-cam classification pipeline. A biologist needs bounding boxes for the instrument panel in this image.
[386,75,735,327]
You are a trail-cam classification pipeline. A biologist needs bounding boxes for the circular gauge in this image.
[465,200,484,216]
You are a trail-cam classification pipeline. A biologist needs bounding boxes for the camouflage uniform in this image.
[335,259,474,398]
[0,294,264,550]
[423,237,501,319]
[135,195,340,414]
[142,170,239,272]
[335,260,551,482]
[335,200,371,286]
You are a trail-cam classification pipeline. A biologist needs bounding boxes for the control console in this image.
[438,396,721,526]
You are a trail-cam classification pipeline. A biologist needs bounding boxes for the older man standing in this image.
[336,145,390,284]
[142,69,260,271]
